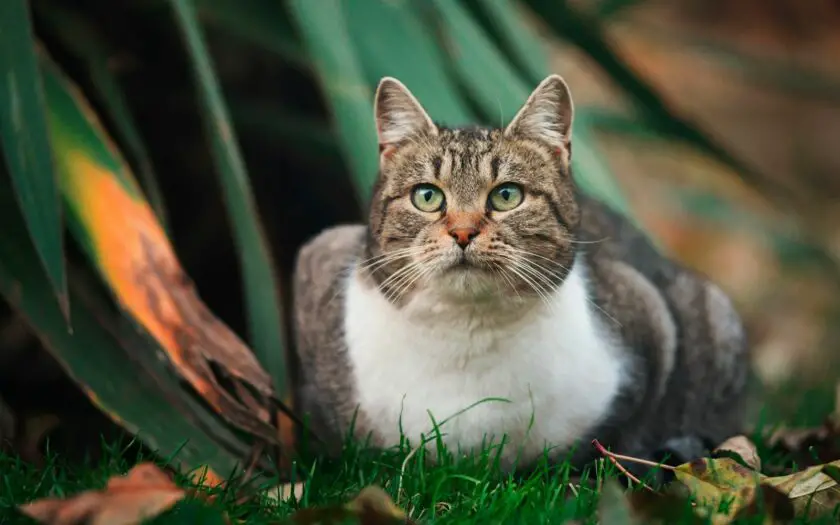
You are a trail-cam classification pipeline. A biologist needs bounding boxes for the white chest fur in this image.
[343,261,627,468]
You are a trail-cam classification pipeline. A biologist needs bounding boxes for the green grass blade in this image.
[428,0,633,218]
[194,0,305,67]
[344,0,474,126]
[468,0,550,84]
[285,0,379,202]
[0,173,264,484]
[34,0,169,231]
[168,0,289,400]
[0,0,67,318]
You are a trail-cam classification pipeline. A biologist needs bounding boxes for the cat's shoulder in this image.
[293,224,366,308]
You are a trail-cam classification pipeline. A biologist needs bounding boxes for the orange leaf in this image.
[19,463,185,525]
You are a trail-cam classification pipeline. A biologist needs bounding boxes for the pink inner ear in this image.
[380,143,397,158]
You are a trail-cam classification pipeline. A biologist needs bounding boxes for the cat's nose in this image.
[449,227,479,248]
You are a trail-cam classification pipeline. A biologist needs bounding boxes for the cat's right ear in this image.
[374,77,437,156]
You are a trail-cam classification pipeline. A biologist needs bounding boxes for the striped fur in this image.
[291,75,750,472]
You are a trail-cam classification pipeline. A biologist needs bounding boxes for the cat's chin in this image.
[432,265,504,301]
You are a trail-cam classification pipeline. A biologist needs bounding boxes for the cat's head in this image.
[365,75,580,304]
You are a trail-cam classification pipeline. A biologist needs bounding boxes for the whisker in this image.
[389,264,436,304]
[510,251,623,328]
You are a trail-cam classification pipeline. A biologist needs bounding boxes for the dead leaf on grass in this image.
[19,462,185,525]
[764,459,840,518]
[286,485,413,524]
[714,435,761,471]
[669,457,762,522]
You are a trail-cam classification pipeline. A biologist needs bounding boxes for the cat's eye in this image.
[411,184,445,212]
[488,183,524,211]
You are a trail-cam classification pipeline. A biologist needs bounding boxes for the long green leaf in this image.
[468,0,550,85]
[0,169,267,486]
[344,0,474,126]
[0,0,66,318]
[194,0,306,67]
[524,0,783,200]
[33,0,170,231]
[285,0,379,202]
[428,0,633,218]
[168,0,289,401]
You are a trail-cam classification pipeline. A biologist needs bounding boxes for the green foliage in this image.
[0,0,66,316]
[0,0,773,490]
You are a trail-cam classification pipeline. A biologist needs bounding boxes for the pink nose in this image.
[449,227,479,248]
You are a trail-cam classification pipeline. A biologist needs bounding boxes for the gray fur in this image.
[291,75,750,471]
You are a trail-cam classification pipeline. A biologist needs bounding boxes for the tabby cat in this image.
[291,74,750,472]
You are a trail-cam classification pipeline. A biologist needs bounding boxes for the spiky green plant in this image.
[0,0,768,488]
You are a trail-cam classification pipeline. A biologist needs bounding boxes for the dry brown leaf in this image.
[19,462,185,525]
[764,460,840,518]
[714,435,762,471]
[286,485,414,524]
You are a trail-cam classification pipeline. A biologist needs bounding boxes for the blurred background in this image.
[2,0,839,461]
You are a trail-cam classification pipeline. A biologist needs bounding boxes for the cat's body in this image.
[292,75,749,471]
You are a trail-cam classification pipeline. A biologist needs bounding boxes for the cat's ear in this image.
[504,74,573,151]
[374,77,437,153]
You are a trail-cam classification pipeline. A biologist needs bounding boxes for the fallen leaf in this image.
[669,457,762,522]
[19,462,185,525]
[714,435,761,471]
[731,483,795,522]
[764,460,840,518]
[286,485,414,524]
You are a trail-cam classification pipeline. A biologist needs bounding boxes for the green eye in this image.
[411,184,445,212]
[489,183,524,211]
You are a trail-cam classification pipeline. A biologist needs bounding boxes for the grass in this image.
[1,382,838,524]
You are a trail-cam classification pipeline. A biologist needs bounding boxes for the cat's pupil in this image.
[500,189,510,200]
[423,191,432,202]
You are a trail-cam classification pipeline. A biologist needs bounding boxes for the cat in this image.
[291,74,750,474]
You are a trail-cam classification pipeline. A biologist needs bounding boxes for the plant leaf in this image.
[714,435,762,472]
[468,0,550,85]
[19,463,185,525]
[39,55,285,450]
[524,0,778,201]
[764,460,840,518]
[285,0,380,203]
[33,0,169,231]
[167,0,293,451]
[194,0,305,67]
[669,457,761,520]
[0,168,264,488]
[344,0,474,126]
[0,0,66,318]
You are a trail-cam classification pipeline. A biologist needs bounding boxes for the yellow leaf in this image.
[671,457,762,522]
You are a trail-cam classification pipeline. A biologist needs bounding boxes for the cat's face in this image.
[365,75,580,304]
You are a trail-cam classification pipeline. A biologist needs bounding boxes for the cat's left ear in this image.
[374,77,437,154]
[504,74,573,153]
